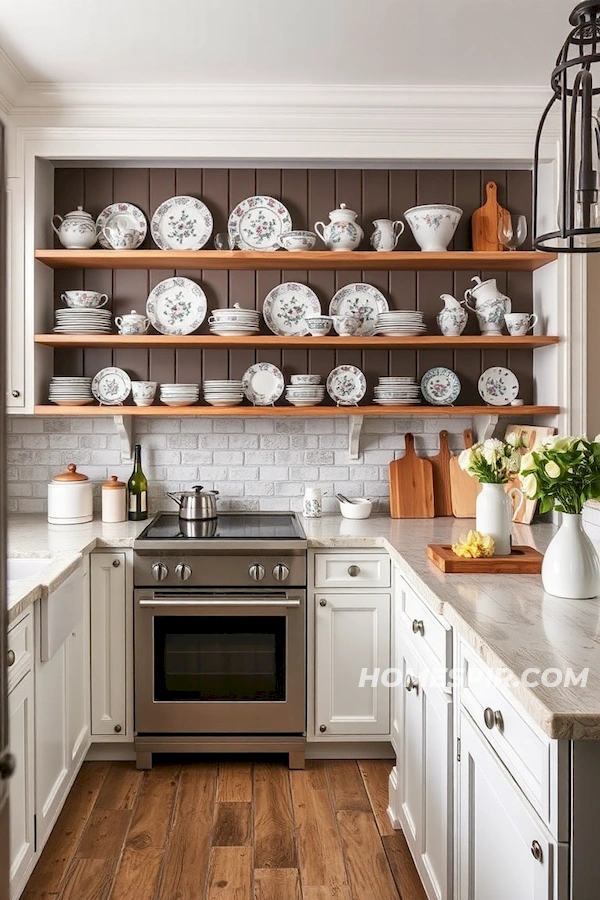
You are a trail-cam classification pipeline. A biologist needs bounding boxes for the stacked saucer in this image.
[372,310,426,336]
[159,383,199,407]
[49,376,94,406]
[203,380,244,407]
[285,375,326,407]
[54,308,112,334]
[373,376,421,406]
[208,306,261,336]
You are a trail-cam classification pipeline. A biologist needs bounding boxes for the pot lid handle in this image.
[53,463,89,482]
[192,485,204,492]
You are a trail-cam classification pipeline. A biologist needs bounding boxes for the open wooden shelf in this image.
[34,404,560,417]
[35,249,557,272]
[35,334,559,350]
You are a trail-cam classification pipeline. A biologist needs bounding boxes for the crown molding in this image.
[0,47,26,111]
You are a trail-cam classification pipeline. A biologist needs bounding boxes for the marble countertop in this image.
[7,513,600,741]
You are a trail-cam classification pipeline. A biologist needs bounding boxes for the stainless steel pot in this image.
[177,518,219,538]
[166,486,219,520]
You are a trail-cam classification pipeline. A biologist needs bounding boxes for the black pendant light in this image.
[534,1,600,252]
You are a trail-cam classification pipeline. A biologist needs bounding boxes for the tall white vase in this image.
[542,513,600,599]
[475,483,523,556]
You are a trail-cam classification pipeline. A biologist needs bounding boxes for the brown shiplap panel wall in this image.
[53,166,534,404]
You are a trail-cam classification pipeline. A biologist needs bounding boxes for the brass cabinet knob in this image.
[11,390,20,398]
[7,650,15,667]
[412,619,424,635]
[112,559,121,568]
[319,599,327,607]
[114,724,122,734]
[531,840,543,862]
[347,565,360,577]
[319,724,327,733]
[483,707,504,731]
[405,674,419,692]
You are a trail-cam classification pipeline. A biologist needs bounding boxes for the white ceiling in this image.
[0,0,576,88]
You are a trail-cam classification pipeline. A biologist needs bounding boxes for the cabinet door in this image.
[315,592,390,736]
[90,552,127,736]
[35,634,68,849]
[458,710,556,900]
[66,564,90,768]
[9,671,35,900]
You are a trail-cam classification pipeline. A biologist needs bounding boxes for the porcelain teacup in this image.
[131,381,157,406]
[332,315,361,336]
[505,313,538,336]
[114,310,150,335]
[305,315,333,336]
[102,225,137,250]
[61,290,109,309]
[277,230,317,251]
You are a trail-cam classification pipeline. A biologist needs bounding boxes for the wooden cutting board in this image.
[429,430,453,516]
[504,424,556,524]
[449,428,482,518]
[427,544,543,574]
[389,433,435,518]
[471,181,510,252]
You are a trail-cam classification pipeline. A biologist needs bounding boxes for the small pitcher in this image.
[436,293,468,335]
[475,483,524,556]
[464,276,511,313]
[370,218,404,251]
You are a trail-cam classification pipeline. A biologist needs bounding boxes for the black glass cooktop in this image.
[137,512,305,541]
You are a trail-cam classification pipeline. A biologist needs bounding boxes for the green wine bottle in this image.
[127,443,148,521]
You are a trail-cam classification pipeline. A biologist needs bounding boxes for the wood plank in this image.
[57,858,117,900]
[25,762,109,893]
[109,848,163,900]
[212,802,252,847]
[325,761,371,812]
[34,249,557,272]
[254,763,296,868]
[75,809,133,859]
[382,833,428,900]
[290,764,349,894]
[302,889,352,900]
[357,760,395,837]
[254,868,302,900]
[429,430,453,517]
[336,810,400,900]
[216,761,253,803]
[206,846,253,900]
[94,762,141,811]
[158,764,216,900]
[126,765,179,851]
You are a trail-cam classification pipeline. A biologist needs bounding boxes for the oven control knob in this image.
[249,563,265,581]
[273,564,290,582]
[175,563,192,582]
[151,562,169,582]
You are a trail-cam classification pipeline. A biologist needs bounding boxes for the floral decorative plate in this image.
[326,365,367,406]
[228,196,293,251]
[478,367,519,406]
[91,367,131,405]
[151,196,213,250]
[262,283,321,336]
[146,277,207,335]
[242,363,285,406]
[329,283,389,336]
[420,367,461,405]
[96,203,147,249]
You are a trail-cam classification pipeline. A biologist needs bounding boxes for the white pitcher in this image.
[475,483,524,556]
[436,293,468,335]
[464,276,512,313]
[370,218,404,251]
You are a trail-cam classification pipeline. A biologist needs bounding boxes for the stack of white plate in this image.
[203,380,244,407]
[54,308,112,334]
[373,376,421,406]
[49,376,94,406]
[285,377,326,407]
[208,307,261,336]
[372,311,426,336]
[159,383,200,407]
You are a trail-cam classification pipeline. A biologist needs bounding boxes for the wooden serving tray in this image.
[427,544,543,574]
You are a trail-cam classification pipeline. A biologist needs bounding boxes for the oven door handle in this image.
[138,597,302,609]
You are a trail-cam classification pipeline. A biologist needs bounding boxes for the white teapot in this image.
[314,203,363,251]
[51,206,97,250]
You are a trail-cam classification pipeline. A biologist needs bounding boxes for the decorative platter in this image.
[91,367,131,405]
[151,195,213,250]
[228,196,293,251]
[326,365,367,406]
[262,283,321,336]
[420,367,461,405]
[478,367,519,406]
[242,363,285,406]
[96,203,147,249]
[146,277,207,335]
[329,283,389,336]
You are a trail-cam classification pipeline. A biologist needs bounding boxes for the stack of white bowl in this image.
[54,308,113,334]
[203,380,244,407]
[49,376,94,406]
[208,306,260,336]
[159,383,200,407]
[372,310,426,336]
[373,376,421,405]
[285,375,326,407]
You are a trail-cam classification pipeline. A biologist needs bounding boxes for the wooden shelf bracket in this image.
[348,415,364,461]
[472,412,500,443]
[113,414,134,463]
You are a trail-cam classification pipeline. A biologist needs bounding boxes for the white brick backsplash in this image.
[7,414,473,513]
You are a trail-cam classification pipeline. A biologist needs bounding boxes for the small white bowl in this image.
[277,230,317,251]
[332,315,361,336]
[305,315,333,336]
[290,374,321,385]
[339,497,372,519]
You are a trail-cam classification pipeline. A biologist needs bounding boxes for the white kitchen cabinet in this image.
[90,552,128,737]
[457,709,565,900]
[66,556,91,769]
[8,654,35,900]
[314,591,390,736]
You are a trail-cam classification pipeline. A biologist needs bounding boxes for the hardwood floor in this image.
[22,758,427,900]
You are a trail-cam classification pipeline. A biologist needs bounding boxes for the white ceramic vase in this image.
[475,483,523,556]
[541,513,600,599]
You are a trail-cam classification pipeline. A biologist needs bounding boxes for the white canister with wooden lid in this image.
[101,475,127,523]
[47,464,94,525]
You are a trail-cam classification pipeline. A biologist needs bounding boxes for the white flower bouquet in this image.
[519,435,600,514]
[458,434,524,484]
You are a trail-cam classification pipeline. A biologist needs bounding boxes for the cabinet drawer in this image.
[8,612,33,693]
[314,553,390,589]
[397,579,451,670]
[459,643,552,826]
